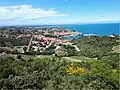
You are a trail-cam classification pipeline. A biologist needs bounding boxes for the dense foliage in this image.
[0,36,30,47]
[0,56,119,90]
[73,36,119,58]
[44,34,57,38]
[100,53,119,69]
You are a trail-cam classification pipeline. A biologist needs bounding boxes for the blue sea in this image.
[40,23,119,36]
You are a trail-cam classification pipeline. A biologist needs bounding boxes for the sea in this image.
[39,23,120,36]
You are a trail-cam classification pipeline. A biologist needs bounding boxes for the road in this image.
[26,34,34,52]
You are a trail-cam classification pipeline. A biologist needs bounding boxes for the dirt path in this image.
[72,45,80,52]
[62,57,82,62]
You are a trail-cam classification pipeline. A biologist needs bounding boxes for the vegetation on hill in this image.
[73,36,119,58]
[0,36,119,89]
[0,56,119,90]
[0,36,30,47]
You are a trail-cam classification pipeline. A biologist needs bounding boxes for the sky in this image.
[0,0,120,25]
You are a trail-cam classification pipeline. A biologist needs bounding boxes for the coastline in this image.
[0,23,119,37]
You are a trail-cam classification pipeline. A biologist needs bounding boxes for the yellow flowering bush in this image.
[66,63,87,75]
[112,69,117,73]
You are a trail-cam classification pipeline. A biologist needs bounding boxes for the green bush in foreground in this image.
[0,56,119,90]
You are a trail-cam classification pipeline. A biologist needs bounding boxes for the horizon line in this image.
[0,22,120,27]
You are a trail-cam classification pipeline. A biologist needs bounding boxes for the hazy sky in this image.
[0,0,120,25]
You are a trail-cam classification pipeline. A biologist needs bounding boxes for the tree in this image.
[17,55,22,59]
[100,53,119,69]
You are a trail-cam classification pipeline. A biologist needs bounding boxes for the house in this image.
[109,34,117,38]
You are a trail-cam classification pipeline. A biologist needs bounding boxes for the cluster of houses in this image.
[0,26,33,39]
[53,31,81,37]
[0,33,32,39]
[14,34,31,39]
[30,27,83,52]
[38,28,82,37]
[32,35,73,52]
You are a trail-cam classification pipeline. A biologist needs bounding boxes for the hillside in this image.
[73,36,119,58]
[0,36,119,89]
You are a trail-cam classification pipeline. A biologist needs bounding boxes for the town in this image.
[0,26,82,56]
